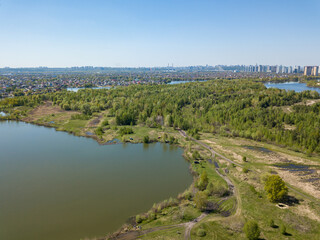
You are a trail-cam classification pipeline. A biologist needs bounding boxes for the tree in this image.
[243,220,260,240]
[194,191,208,211]
[264,175,288,202]
[197,171,209,191]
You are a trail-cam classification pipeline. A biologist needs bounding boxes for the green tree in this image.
[197,171,209,191]
[194,191,208,211]
[243,220,260,240]
[264,175,288,202]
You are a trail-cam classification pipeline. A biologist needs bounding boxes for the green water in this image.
[0,121,192,240]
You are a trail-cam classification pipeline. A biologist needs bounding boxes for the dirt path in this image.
[179,130,240,239]
[184,213,208,240]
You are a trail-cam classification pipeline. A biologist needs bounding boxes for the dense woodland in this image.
[1,79,320,153]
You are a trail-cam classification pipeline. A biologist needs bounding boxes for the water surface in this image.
[0,121,192,240]
[265,82,320,93]
[168,80,206,85]
[67,86,111,92]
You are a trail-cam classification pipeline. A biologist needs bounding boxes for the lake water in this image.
[67,86,111,92]
[265,82,320,94]
[168,80,206,85]
[0,121,192,240]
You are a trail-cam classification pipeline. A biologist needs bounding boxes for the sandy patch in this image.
[292,204,320,222]
[275,167,320,199]
[23,101,77,122]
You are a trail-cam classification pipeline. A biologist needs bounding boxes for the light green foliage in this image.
[194,191,208,211]
[136,215,143,224]
[197,171,208,191]
[3,80,320,153]
[243,220,260,240]
[118,127,134,136]
[264,175,288,202]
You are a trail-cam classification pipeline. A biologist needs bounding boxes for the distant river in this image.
[0,121,192,240]
[264,82,320,93]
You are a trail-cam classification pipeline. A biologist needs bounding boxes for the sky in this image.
[0,0,319,67]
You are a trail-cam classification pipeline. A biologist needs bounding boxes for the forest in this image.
[1,79,320,154]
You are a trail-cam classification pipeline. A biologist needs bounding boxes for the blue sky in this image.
[0,0,319,67]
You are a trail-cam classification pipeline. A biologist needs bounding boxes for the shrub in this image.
[95,127,104,136]
[242,156,247,162]
[194,191,208,211]
[280,224,287,235]
[197,171,209,191]
[243,220,260,240]
[143,135,150,143]
[268,219,275,228]
[192,150,201,160]
[136,215,143,223]
[118,127,134,136]
[101,119,109,126]
[243,167,249,173]
[197,229,206,237]
[264,175,288,202]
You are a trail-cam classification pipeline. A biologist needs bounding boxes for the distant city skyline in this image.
[0,0,319,67]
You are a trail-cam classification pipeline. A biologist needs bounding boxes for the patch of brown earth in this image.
[87,114,103,127]
[274,167,320,199]
[23,101,77,122]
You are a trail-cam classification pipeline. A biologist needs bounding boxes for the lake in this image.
[168,80,206,85]
[67,86,111,92]
[264,82,320,94]
[0,121,192,240]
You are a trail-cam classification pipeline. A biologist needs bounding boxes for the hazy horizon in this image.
[1,0,319,67]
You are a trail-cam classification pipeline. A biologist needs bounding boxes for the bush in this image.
[243,156,247,162]
[101,119,109,126]
[136,215,143,224]
[280,224,286,235]
[95,127,104,136]
[143,135,150,143]
[118,127,134,136]
[243,220,260,240]
[264,175,288,202]
[192,150,202,160]
[206,182,228,197]
[197,229,206,237]
[197,171,208,191]
[194,191,208,211]
[243,167,249,173]
[268,219,275,228]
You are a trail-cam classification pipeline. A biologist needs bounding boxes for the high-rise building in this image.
[304,66,313,76]
[311,66,319,76]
